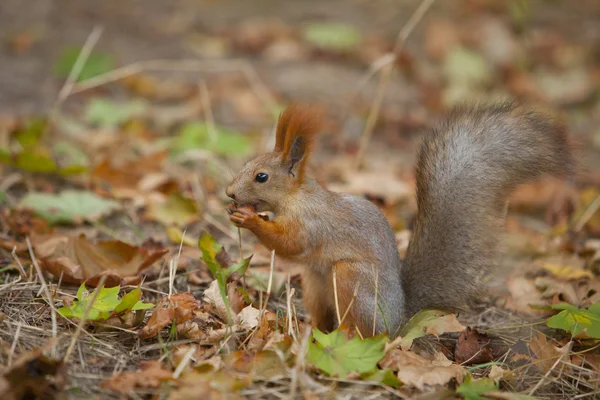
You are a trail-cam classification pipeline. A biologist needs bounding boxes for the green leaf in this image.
[224,256,251,278]
[58,283,121,321]
[456,375,498,400]
[303,22,361,51]
[14,118,46,148]
[171,122,250,157]
[14,151,57,173]
[361,369,402,388]
[20,190,119,224]
[55,47,114,82]
[546,302,600,338]
[114,287,154,314]
[198,231,224,278]
[85,98,147,128]
[398,309,464,350]
[307,328,388,377]
[59,284,153,321]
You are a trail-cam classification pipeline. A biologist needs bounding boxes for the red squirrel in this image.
[226,103,574,337]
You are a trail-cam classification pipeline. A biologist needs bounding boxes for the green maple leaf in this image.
[546,302,600,338]
[114,287,154,314]
[58,283,120,321]
[59,284,153,321]
[456,375,498,400]
[306,328,388,377]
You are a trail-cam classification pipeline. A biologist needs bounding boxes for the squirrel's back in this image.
[402,102,574,319]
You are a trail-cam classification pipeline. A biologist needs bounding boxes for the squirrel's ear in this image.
[278,105,321,179]
[273,107,293,153]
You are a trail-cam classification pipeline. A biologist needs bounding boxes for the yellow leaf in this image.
[541,263,593,280]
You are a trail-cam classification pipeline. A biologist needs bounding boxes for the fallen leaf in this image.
[101,360,172,393]
[58,284,153,322]
[380,350,464,390]
[235,305,260,330]
[546,302,600,338]
[302,22,361,52]
[223,349,287,379]
[534,276,579,304]
[85,98,148,128]
[306,327,388,377]
[399,309,465,350]
[145,192,202,227]
[140,293,198,338]
[541,263,594,280]
[171,121,251,157]
[529,333,571,374]
[456,374,498,400]
[488,365,512,384]
[203,279,231,321]
[505,275,553,316]
[55,47,113,82]
[33,234,167,287]
[20,190,119,224]
[454,328,494,365]
[0,346,67,400]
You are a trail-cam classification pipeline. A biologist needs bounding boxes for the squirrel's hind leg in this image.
[330,262,399,337]
[302,269,336,332]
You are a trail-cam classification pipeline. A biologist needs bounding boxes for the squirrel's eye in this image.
[254,172,269,183]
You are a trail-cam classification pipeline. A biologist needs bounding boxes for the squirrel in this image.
[225,102,574,337]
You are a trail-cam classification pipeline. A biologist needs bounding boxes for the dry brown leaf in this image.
[33,234,167,287]
[380,350,464,390]
[92,153,167,191]
[504,275,554,316]
[100,360,172,394]
[534,276,579,304]
[235,305,260,330]
[203,280,231,321]
[140,293,199,338]
[488,365,513,384]
[454,328,494,365]
[529,333,571,374]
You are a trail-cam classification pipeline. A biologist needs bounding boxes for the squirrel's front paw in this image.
[229,206,260,229]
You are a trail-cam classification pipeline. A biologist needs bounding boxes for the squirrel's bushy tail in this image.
[402,102,574,319]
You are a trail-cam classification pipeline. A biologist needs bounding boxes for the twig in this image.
[8,323,21,366]
[286,273,297,341]
[169,229,186,299]
[332,265,342,327]
[340,282,360,328]
[56,26,104,104]
[199,80,217,141]
[372,264,379,337]
[354,0,436,169]
[26,237,57,357]
[173,345,196,378]
[70,58,277,112]
[63,274,109,363]
[574,193,600,232]
[10,246,27,278]
[289,325,312,399]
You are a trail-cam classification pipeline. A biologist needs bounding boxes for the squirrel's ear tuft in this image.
[274,104,321,178]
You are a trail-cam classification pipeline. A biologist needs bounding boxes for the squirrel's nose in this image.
[226,185,235,200]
